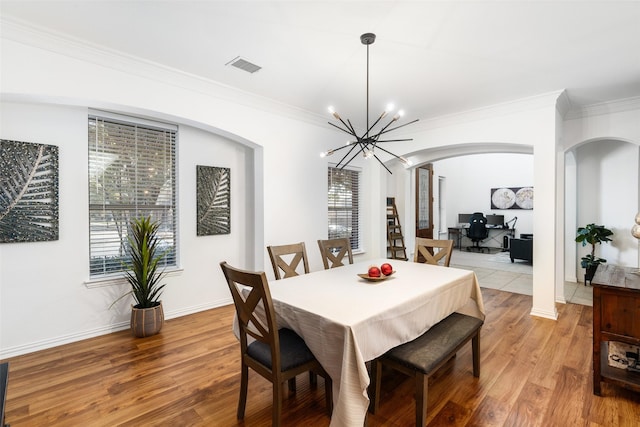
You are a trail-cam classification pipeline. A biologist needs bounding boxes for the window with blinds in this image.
[88,113,177,278]
[328,166,360,250]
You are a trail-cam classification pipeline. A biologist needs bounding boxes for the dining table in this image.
[266,257,485,427]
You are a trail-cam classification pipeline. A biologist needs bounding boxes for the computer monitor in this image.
[486,214,504,226]
[458,213,472,224]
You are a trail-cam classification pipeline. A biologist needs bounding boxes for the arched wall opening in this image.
[564,137,640,284]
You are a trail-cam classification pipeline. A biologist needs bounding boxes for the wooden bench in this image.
[1,362,8,427]
[369,312,483,426]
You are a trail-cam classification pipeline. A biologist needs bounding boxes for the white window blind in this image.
[328,166,360,250]
[88,113,177,278]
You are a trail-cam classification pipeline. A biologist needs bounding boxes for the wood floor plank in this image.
[2,288,639,426]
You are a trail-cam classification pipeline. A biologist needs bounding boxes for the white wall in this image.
[563,101,640,280]
[0,102,253,357]
[3,20,640,358]
[575,140,639,269]
[0,26,350,358]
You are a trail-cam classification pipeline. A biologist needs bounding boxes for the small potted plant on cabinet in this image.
[575,223,613,285]
[116,215,167,337]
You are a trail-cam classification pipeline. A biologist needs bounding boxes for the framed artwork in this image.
[490,187,533,210]
[0,139,59,243]
[196,165,230,235]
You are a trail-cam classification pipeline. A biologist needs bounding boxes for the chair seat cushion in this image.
[247,328,316,371]
[384,313,483,374]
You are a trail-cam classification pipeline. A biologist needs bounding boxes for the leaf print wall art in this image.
[0,139,59,243]
[197,166,230,235]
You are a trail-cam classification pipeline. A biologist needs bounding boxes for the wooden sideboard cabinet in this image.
[592,264,640,395]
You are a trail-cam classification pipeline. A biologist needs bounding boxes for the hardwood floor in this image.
[3,288,639,426]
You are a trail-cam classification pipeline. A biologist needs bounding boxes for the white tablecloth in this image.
[267,258,485,427]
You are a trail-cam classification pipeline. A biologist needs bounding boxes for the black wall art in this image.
[0,139,59,243]
[490,187,533,210]
[196,165,231,235]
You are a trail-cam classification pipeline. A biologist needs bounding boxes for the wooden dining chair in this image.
[219,262,333,425]
[317,238,353,269]
[414,238,454,267]
[267,242,310,280]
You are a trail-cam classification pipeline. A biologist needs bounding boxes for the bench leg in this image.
[415,371,428,427]
[472,331,480,377]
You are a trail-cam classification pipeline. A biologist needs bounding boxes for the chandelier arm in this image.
[373,138,413,143]
[374,145,407,161]
[335,143,361,169]
[339,143,368,169]
[365,112,387,136]
[377,118,420,136]
[328,121,357,137]
[345,119,359,136]
[371,153,393,174]
[371,116,399,138]
[335,115,358,136]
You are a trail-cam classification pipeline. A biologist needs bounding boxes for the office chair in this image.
[466,212,489,253]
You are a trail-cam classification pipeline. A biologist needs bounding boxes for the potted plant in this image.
[575,223,613,285]
[116,215,167,337]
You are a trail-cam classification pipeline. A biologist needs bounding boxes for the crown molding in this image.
[564,96,640,120]
[0,17,328,129]
[407,91,564,134]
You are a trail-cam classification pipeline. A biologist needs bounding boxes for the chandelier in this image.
[321,33,418,174]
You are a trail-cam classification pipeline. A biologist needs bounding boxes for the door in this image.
[416,164,434,240]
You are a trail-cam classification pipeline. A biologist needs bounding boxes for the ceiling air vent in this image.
[226,56,261,74]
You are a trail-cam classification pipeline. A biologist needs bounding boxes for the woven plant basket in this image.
[130,302,164,337]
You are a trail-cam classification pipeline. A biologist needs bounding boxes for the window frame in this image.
[87,111,178,285]
[327,165,361,252]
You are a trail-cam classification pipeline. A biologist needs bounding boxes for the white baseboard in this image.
[0,297,233,359]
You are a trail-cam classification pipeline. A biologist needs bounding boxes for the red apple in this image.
[380,263,393,276]
[368,266,381,278]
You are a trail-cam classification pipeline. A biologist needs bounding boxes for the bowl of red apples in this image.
[358,262,395,281]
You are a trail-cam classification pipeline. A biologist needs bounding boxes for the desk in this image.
[448,226,515,250]
[268,258,485,426]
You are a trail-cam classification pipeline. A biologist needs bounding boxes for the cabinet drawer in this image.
[600,292,640,337]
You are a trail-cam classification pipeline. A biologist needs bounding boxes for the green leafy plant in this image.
[575,223,613,269]
[115,216,167,309]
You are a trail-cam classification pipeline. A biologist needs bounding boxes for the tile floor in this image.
[450,248,593,306]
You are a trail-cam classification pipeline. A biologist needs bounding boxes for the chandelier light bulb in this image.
[363,149,374,159]
[633,211,640,239]
[386,103,395,113]
[399,156,412,166]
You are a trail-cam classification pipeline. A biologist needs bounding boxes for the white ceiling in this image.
[2,1,640,123]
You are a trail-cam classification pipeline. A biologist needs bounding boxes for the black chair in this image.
[466,212,489,253]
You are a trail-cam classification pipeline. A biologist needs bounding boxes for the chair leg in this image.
[238,363,249,419]
[368,359,382,414]
[288,377,296,392]
[472,331,481,377]
[273,381,283,427]
[415,372,428,427]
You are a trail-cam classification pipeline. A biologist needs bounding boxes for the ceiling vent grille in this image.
[226,56,261,73]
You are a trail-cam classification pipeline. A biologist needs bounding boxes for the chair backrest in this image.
[467,212,488,240]
[219,261,280,366]
[317,238,353,269]
[413,238,454,267]
[267,242,310,280]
